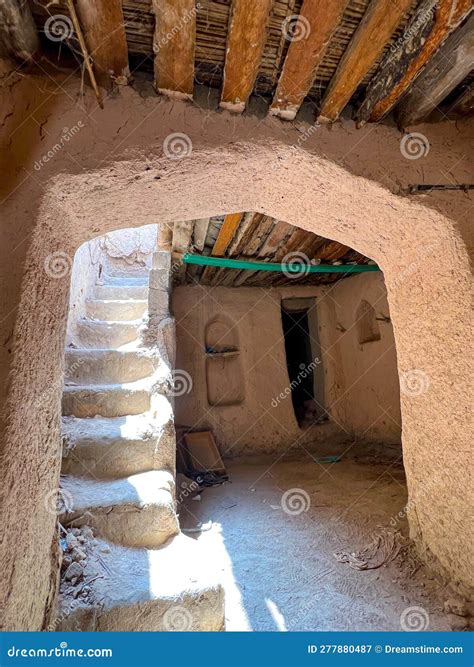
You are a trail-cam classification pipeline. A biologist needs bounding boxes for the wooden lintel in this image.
[151,0,196,100]
[358,0,472,123]
[75,0,130,84]
[318,0,412,123]
[270,0,348,120]
[220,0,273,113]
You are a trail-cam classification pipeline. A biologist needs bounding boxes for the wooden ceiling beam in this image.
[151,0,196,100]
[220,0,273,113]
[270,0,348,120]
[211,212,243,256]
[201,212,243,285]
[357,0,472,123]
[0,0,39,63]
[318,0,413,123]
[75,0,129,84]
[218,212,264,286]
[316,240,350,262]
[396,15,474,128]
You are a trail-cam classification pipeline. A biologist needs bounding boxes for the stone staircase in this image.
[56,267,224,631]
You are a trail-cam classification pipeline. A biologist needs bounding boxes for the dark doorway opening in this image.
[281,305,315,426]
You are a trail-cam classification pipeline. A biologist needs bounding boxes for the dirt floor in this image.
[179,448,466,632]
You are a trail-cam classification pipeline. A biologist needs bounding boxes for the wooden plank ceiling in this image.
[22,0,473,126]
[167,214,373,288]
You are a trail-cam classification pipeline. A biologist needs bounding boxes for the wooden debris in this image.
[66,0,104,108]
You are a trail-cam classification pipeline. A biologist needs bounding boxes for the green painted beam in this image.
[182,253,379,274]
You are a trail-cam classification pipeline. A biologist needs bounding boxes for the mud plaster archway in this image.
[1,141,471,629]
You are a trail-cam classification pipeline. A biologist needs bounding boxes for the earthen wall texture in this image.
[0,72,472,628]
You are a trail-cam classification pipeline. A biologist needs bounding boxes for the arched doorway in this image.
[1,140,470,629]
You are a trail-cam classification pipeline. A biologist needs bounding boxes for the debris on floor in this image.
[333,527,403,570]
[177,428,229,487]
[59,525,100,604]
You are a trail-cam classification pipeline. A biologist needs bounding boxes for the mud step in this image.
[62,381,151,418]
[64,349,155,384]
[61,406,174,479]
[95,284,148,300]
[86,299,147,321]
[75,319,141,349]
[57,534,224,631]
[104,275,150,287]
[60,471,179,548]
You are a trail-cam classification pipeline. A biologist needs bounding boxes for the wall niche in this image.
[205,315,244,406]
[356,299,381,344]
